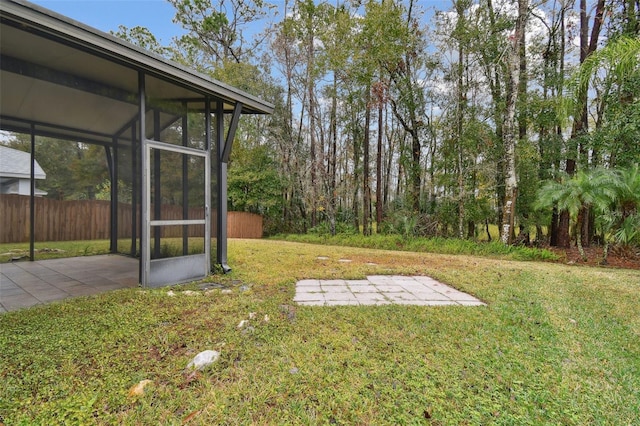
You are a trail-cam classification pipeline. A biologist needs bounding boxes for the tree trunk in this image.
[353,113,361,233]
[500,0,527,245]
[576,208,586,260]
[329,72,338,235]
[559,0,606,247]
[486,0,505,234]
[518,8,528,141]
[384,109,394,210]
[550,207,559,246]
[307,18,317,229]
[456,13,465,239]
[363,88,372,236]
[376,82,384,232]
[552,4,567,247]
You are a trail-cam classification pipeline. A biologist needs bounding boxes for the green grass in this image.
[0,240,112,263]
[0,238,207,263]
[1,239,639,424]
[1,232,555,264]
[274,233,559,262]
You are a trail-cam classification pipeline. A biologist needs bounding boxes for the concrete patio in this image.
[0,255,139,313]
[294,275,486,306]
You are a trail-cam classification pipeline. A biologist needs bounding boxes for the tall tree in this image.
[555,0,606,248]
[169,0,272,65]
[500,0,529,244]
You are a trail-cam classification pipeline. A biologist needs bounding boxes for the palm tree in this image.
[536,169,617,260]
[611,164,640,250]
[564,36,640,117]
[613,164,640,220]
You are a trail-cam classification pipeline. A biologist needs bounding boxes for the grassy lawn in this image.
[1,239,639,424]
[0,238,205,263]
[0,240,112,263]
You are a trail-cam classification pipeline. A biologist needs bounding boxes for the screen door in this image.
[141,139,210,287]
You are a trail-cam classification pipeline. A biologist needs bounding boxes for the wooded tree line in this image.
[203,0,638,249]
[4,0,638,250]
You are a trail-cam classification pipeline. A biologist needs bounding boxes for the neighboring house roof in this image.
[0,145,46,180]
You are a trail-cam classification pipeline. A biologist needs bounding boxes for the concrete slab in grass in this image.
[294,275,486,307]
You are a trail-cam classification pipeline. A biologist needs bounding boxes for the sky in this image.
[30,0,187,45]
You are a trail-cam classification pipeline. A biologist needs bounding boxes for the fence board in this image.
[0,195,262,243]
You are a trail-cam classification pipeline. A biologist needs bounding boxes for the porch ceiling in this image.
[0,0,274,144]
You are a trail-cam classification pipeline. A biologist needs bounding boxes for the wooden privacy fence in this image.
[0,194,262,243]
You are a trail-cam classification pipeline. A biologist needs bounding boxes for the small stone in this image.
[569,318,577,324]
[249,312,257,319]
[289,367,299,374]
[263,315,270,323]
[128,379,153,397]
[317,256,329,260]
[167,290,176,297]
[221,289,233,294]
[239,285,251,292]
[186,350,220,371]
[237,320,248,329]
[338,259,352,263]
[183,290,200,296]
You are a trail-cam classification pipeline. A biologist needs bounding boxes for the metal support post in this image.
[182,105,189,255]
[139,71,149,286]
[29,124,35,261]
[153,110,161,259]
[204,99,212,274]
[107,140,118,253]
[130,123,138,257]
[215,101,230,272]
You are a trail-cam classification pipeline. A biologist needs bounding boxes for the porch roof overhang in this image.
[0,0,274,145]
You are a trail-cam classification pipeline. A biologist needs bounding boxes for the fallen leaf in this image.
[128,379,153,397]
[182,409,202,424]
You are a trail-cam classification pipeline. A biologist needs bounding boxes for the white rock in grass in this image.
[237,319,248,329]
[263,315,270,323]
[183,290,200,296]
[186,350,220,371]
[167,290,176,297]
[249,312,257,319]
